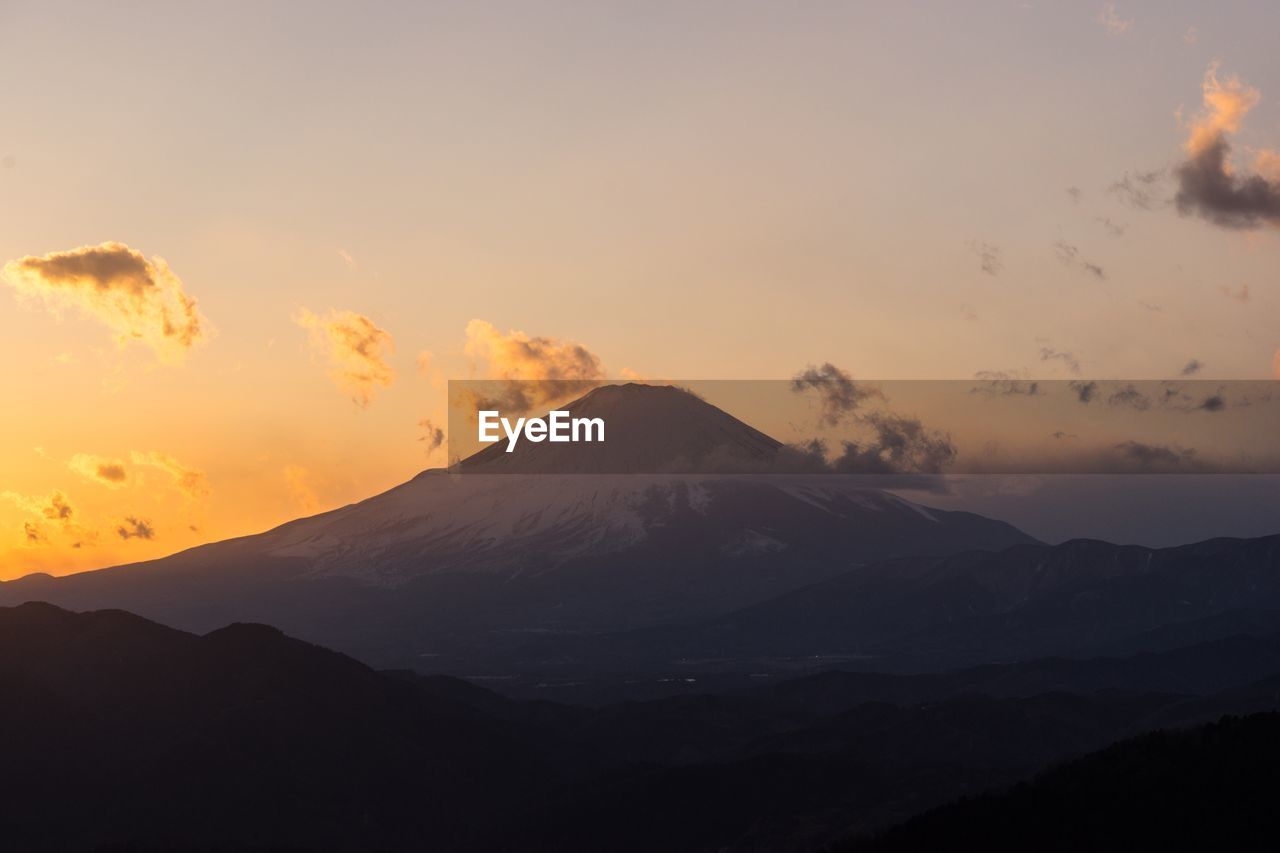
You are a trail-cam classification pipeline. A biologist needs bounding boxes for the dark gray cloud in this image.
[1175,136,1280,229]
[23,521,46,544]
[1180,359,1204,376]
[791,363,883,426]
[1053,241,1106,280]
[1197,394,1226,413]
[1069,380,1098,403]
[1111,441,1198,472]
[417,418,445,452]
[1107,383,1152,410]
[1110,169,1165,210]
[830,412,957,475]
[1039,347,1080,375]
[116,516,155,540]
[1097,217,1127,237]
[967,240,1003,276]
[972,371,1041,397]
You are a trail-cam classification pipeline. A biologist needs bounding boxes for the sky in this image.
[2,0,1279,577]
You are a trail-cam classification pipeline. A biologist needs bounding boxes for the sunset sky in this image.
[2,0,1279,577]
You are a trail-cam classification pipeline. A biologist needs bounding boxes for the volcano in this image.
[458,383,784,473]
[0,383,1037,675]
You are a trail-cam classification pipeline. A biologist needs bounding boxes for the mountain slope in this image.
[0,384,1037,672]
[834,712,1280,852]
[8,603,1280,853]
[541,533,1280,676]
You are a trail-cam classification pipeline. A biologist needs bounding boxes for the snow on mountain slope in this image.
[244,470,1028,585]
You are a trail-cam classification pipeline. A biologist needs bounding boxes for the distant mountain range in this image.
[3,383,1279,696]
[0,384,1037,677]
[5,601,1280,852]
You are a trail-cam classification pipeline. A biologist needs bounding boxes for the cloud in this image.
[1039,347,1081,375]
[296,308,396,406]
[1181,359,1204,376]
[416,350,434,375]
[68,454,128,489]
[1174,64,1280,229]
[1066,187,1082,204]
[1183,26,1198,45]
[791,363,884,426]
[116,516,155,540]
[1110,441,1198,472]
[2,490,75,522]
[417,419,445,453]
[830,413,957,475]
[1107,383,1152,410]
[1050,430,1077,440]
[337,249,357,270]
[283,465,320,513]
[129,451,209,498]
[1069,380,1098,403]
[966,240,1003,276]
[1095,3,1133,36]
[972,371,1041,397]
[463,319,604,412]
[22,521,47,545]
[1218,283,1250,302]
[1,242,206,363]
[1053,241,1106,280]
[1197,394,1226,412]
[1097,217,1126,237]
[1110,170,1165,210]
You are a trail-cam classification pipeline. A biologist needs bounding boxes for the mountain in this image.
[523,533,1280,681]
[458,382,784,473]
[7,602,1280,852]
[0,384,1037,674]
[833,712,1280,852]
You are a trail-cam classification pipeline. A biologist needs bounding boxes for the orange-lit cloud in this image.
[462,319,604,411]
[296,308,396,406]
[1,242,206,362]
[3,489,76,522]
[1185,64,1260,157]
[68,454,129,489]
[1175,64,1280,228]
[129,450,210,498]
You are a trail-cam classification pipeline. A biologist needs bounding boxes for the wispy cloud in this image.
[417,419,445,454]
[1053,241,1106,280]
[966,240,1003,276]
[1095,3,1133,36]
[130,450,210,498]
[296,308,396,406]
[1218,283,1250,302]
[1039,347,1081,375]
